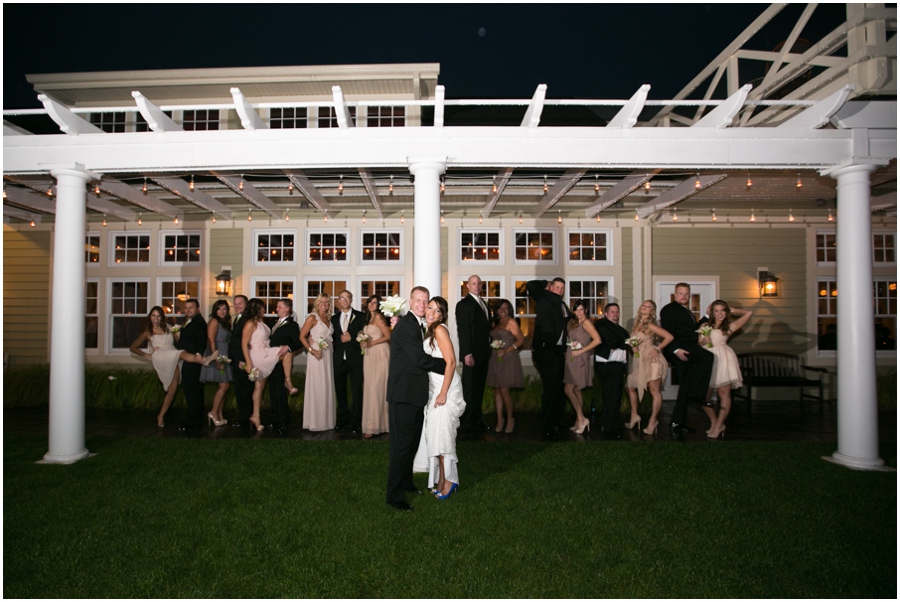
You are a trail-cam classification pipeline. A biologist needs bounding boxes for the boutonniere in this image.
[349,313,356,324]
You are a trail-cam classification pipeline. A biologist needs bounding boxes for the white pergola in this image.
[3,2,896,469]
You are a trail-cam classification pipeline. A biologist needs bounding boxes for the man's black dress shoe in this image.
[670,423,695,436]
[405,487,423,495]
[388,501,414,512]
[542,431,558,441]
[599,430,622,440]
[266,422,283,430]
[177,422,200,431]
[231,420,249,428]
[277,425,289,435]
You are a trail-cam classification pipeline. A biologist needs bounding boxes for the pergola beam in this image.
[132,91,182,132]
[85,191,137,222]
[779,85,853,129]
[230,87,267,131]
[534,169,586,217]
[151,176,233,219]
[636,174,727,218]
[481,167,514,218]
[692,84,752,128]
[433,85,445,128]
[607,85,650,129]
[38,94,104,135]
[871,191,896,212]
[3,185,57,213]
[212,172,280,218]
[358,168,384,217]
[3,205,42,222]
[332,86,353,129]
[99,177,180,219]
[284,170,332,214]
[584,170,660,217]
[521,84,547,128]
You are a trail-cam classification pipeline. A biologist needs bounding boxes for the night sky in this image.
[4,4,848,108]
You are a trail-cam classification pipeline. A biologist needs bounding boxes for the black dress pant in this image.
[267,362,291,427]
[386,402,425,505]
[232,370,253,422]
[533,344,566,433]
[460,359,489,429]
[595,361,626,432]
[334,354,363,428]
[181,363,204,427]
[671,343,714,425]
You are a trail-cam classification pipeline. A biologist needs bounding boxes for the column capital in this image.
[407,158,447,176]
[819,159,883,179]
[46,163,99,182]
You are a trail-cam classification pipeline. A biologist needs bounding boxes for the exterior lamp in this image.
[758,270,779,298]
[215,269,233,297]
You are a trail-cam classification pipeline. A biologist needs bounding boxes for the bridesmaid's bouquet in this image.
[490,339,505,361]
[216,355,232,376]
[356,332,369,355]
[379,295,407,318]
[170,324,182,334]
[314,337,329,351]
[696,324,714,348]
[566,340,583,361]
[626,336,641,358]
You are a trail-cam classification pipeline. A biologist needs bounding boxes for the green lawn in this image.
[4,434,896,598]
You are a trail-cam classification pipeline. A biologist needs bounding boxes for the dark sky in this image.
[4,3,848,109]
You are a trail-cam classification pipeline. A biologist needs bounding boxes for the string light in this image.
[211,213,216,224]
[174,214,179,225]
[137,213,143,226]
[672,208,678,222]
[796,173,802,188]
[746,172,752,189]
[285,208,290,222]
[400,209,404,224]
[2,186,6,200]
[789,209,795,222]
[239,175,244,191]
[492,177,498,194]
[30,220,35,228]
[750,208,756,222]
[557,210,562,224]
[440,177,445,193]
[644,180,651,191]
[440,210,444,224]
[189,175,195,192]
[594,175,600,193]
[362,209,367,224]
[694,172,701,189]
[519,212,523,224]
[828,209,833,222]
[47,185,53,197]
[389,176,394,195]
[711,208,717,222]
[634,210,639,222]
[102,214,107,227]
[338,175,344,195]
[142,178,148,194]
[324,210,328,223]
[247,209,252,222]
[543,175,548,193]
[288,179,294,193]
[479,212,483,224]
[596,211,601,223]
[94,184,101,196]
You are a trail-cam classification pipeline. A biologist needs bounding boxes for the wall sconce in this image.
[758,269,779,298]
[215,269,233,297]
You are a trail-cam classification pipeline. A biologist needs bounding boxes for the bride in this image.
[413,296,466,500]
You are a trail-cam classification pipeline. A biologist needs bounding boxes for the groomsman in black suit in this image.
[332,290,366,432]
[593,303,631,439]
[386,286,446,512]
[660,283,714,436]
[456,275,492,433]
[267,298,302,433]
[527,277,574,440]
[176,299,207,430]
[229,295,253,428]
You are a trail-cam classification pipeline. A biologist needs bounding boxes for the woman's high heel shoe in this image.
[208,412,227,427]
[157,417,165,428]
[505,417,515,434]
[574,417,590,435]
[284,381,299,395]
[624,416,641,430]
[495,417,505,433]
[201,350,220,367]
[642,420,658,435]
[436,483,458,500]
[707,424,726,439]
[249,416,264,431]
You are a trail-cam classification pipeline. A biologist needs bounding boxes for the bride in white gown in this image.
[412,296,466,499]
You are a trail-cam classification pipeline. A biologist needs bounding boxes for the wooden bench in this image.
[734,352,828,403]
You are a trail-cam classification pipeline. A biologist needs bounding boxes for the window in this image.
[254,230,296,265]
[514,230,556,263]
[160,280,200,322]
[161,232,201,264]
[816,279,896,352]
[360,280,402,301]
[86,235,100,263]
[111,232,150,264]
[85,280,99,350]
[459,230,501,262]
[514,280,537,350]
[110,280,148,349]
[253,279,295,324]
[459,278,502,313]
[873,233,896,265]
[305,279,347,314]
[270,107,307,129]
[308,231,348,262]
[135,110,171,132]
[182,109,219,131]
[317,106,355,128]
[816,232,837,265]
[568,229,611,264]
[361,230,402,262]
[89,112,126,133]
[367,106,405,127]
[568,279,610,316]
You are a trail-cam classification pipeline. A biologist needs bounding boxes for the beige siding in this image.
[620,226,633,316]
[207,228,243,301]
[652,226,808,355]
[3,226,51,365]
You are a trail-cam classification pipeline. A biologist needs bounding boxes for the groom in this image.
[385,286,446,512]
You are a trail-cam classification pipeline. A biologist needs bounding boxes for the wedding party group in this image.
[131,276,754,512]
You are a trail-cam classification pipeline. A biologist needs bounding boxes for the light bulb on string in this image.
[94,184,101,196]
[102,214,107,227]
[694,173,701,189]
[672,208,678,222]
[285,208,290,222]
[142,178,148,194]
[137,213,143,226]
[338,175,343,195]
[173,215,178,225]
[400,210,404,224]
[828,209,833,222]
[543,176,548,193]
[47,185,53,197]
[594,175,600,193]
[30,220,35,228]
[750,209,756,223]
[479,212,483,224]
[519,212,523,224]
[211,213,216,224]
[323,210,328,223]
[362,209,367,224]
[746,172,752,189]
[711,208,717,222]
[440,210,444,224]
[247,209,252,222]
[288,180,294,193]
[789,209,795,222]
[796,173,802,188]
[596,211,601,223]
[557,210,562,224]
[634,211,639,222]
[2,187,6,200]
[440,177,445,193]
[389,176,394,195]
[239,175,244,191]
[492,178,497,194]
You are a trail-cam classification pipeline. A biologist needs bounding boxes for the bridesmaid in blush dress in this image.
[486,299,524,433]
[625,300,674,435]
[240,298,285,431]
[563,299,601,434]
[360,295,391,438]
[300,293,336,431]
[699,300,754,439]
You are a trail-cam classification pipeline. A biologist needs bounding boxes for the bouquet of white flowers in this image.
[314,337,329,351]
[216,355,232,376]
[566,340,583,362]
[379,295,407,318]
[356,332,370,355]
[247,367,261,382]
[626,336,642,358]
[697,324,714,348]
[490,339,505,361]
[169,324,182,334]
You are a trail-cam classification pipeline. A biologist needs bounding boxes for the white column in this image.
[42,165,95,464]
[827,163,884,470]
[408,159,445,298]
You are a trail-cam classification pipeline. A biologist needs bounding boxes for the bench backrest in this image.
[737,352,803,379]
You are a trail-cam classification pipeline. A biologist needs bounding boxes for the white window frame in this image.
[458,228,504,265]
[157,277,202,322]
[366,105,406,127]
[360,228,405,264]
[566,227,613,266]
[307,228,351,264]
[86,233,101,264]
[566,277,614,317]
[252,228,298,267]
[815,277,838,358]
[85,277,100,353]
[302,277,348,316]
[159,230,202,266]
[359,278,405,303]
[107,277,150,354]
[873,230,896,266]
[250,277,298,317]
[457,276,505,314]
[513,228,558,266]
[108,230,152,267]
[815,230,837,267]
[268,106,308,129]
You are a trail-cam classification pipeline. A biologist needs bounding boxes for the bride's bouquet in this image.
[696,324,714,348]
[566,340,583,361]
[379,295,407,318]
[626,336,642,358]
[356,332,369,355]
[490,339,505,361]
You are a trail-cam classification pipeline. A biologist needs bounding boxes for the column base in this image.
[822,452,893,472]
[39,449,94,465]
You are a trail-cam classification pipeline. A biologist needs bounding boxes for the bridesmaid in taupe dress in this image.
[563,299,601,434]
[485,299,525,433]
[360,295,392,438]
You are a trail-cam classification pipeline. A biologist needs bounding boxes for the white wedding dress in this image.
[412,324,466,488]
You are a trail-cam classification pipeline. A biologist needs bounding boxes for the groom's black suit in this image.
[332,308,366,430]
[456,293,492,431]
[593,317,631,432]
[386,311,446,506]
[267,316,302,428]
[229,313,253,423]
[660,300,714,426]
[175,315,207,428]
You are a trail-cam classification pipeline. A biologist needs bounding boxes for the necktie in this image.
[478,296,489,320]
[342,312,349,333]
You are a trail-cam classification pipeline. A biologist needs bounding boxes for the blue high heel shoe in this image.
[436,483,458,500]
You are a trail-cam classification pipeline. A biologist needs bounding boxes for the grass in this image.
[4,434,896,598]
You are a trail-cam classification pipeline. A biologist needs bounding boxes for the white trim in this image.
[106,276,151,354]
[156,276,202,318]
[512,228,558,266]
[107,230,152,267]
[84,277,100,354]
[358,277,405,306]
[250,276,298,316]
[306,227,350,265]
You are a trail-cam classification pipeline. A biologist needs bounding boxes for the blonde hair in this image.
[632,299,659,335]
[312,293,332,317]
